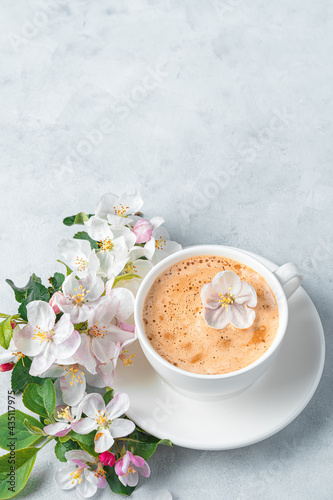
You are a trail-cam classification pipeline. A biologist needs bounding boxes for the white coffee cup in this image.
[134,245,303,400]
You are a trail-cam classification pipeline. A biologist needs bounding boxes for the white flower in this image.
[57,239,100,277]
[44,402,82,437]
[41,363,88,406]
[54,450,107,498]
[73,296,135,375]
[54,273,104,323]
[95,190,143,225]
[201,270,257,329]
[84,216,133,279]
[13,301,80,376]
[144,226,182,265]
[71,393,135,453]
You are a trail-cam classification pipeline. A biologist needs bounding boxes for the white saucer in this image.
[113,251,325,450]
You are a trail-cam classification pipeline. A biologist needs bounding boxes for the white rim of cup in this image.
[134,245,289,380]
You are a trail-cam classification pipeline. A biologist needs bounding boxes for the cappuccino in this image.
[143,255,279,375]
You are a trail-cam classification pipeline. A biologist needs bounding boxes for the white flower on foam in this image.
[54,450,107,498]
[54,273,105,323]
[13,301,80,376]
[71,393,135,453]
[57,239,100,277]
[95,190,143,225]
[201,270,257,330]
[144,226,182,265]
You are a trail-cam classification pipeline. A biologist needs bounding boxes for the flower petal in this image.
[94,429,114,453]
[202,306,230,330]
[13,325,43,357]
[53,314,74,344]
[109,418,135,439]
[29,342,55,375]
[26,301,55,331]
[54,464,78,490]
[108,288,134,321]
[136,462,151,478]
[127,470,139,487]
[212,270,242,296]
[79,393,105,418]
[44,422,71,437]
[76,475,98,498]
[71,417,97,435]
[235,281,258,308]
[60,367,86,406]
[73,334,97,374]
[228,303,256,329]
[65,450,95,464]
[54,330,81,360]
[200,283,220,309]
[106,393,130,420]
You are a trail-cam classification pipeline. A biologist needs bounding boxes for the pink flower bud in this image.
[99,451,116,467]
[49,292,62,314]
[10,321,16,330]
[133,219,153,244]
[0,362,15,372]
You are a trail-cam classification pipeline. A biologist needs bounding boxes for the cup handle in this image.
[273,262,303,299]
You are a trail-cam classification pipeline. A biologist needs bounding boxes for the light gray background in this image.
[0,1,332,499]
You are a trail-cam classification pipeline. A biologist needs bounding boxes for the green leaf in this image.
[65,430,97,456]
[0,447,38,499]
[103,388,114,406]
[48,272,65,294]
[22,379,56,418]
[11,357,44,394]
[0,317,13,349]
[63,212,93,226]
[106,466,136,496]
[6,275,50,322]
[23,419,45,436]
[73,231,100,250]
[57,260,73,276]
[113,273,141,286]
[54,439,80,462]
[125,429,173,461]
[0,411,44,451]
[6,274,41,303]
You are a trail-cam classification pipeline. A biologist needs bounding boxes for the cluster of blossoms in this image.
[0,191,180,499]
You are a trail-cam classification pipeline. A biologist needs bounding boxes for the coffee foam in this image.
[143,255,279,375]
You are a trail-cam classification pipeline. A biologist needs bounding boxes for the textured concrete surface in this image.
[0,1,332,499]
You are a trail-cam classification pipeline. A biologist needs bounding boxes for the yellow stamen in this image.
[72,287,90,304]
[75,256,87,272]
[64,365,84,386]
[98,238,114,252]
[218,288,235,310]
[155,236,166,250]
[113,204,129,216]
[57,406,72,421]
[123,465,136,477]
[89,321,107,338]
[70,467,83,484]
[32,326,52,342]
[122,353,136,367]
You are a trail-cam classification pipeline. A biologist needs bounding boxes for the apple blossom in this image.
[54,450,107,498]
[44,403,82,437]
[133,216,164,244]
[144,225,182,265]
[57,239,100,277]
[71,393,135,453]
[0,336,24,367]
[99,451,115,467]
[95,190,143,225]
[14,301,80,376]
[115,450,150,487]
[49,292,61,314]
[201,270,257,329]
[73,296,135,375]
[54,273,104,323]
